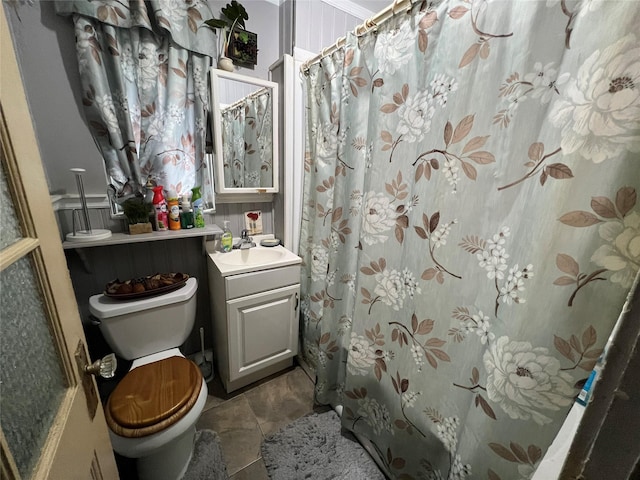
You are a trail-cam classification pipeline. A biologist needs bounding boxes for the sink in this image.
[215,247,286,266]
[208,237,302,277]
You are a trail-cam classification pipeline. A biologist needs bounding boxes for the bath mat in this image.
[183,429,229,480]
[261,410,385,480]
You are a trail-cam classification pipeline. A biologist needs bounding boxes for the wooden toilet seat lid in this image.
[105,356,202,438]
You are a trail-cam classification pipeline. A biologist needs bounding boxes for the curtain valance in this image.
[55,0,216,56]
[55,0,216,204]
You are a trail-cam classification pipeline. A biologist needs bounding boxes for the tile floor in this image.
[197,364,324,479]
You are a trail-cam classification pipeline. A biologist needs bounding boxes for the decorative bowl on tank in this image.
[104,272,189,299]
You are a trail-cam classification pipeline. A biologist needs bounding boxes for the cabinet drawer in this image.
[225,265,300,300]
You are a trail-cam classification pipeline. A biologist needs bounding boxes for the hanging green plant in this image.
[204,1,249,58]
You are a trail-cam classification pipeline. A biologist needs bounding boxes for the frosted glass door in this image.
[0,153,66,477]
[0,256,66,477]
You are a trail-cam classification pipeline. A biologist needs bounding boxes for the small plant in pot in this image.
[204,0,249,71]
[122,196,153,235]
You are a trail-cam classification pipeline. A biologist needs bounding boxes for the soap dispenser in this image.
[221,221,233,252]
[180,195,194,229]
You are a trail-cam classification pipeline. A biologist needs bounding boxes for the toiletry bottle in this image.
[191,186,205,228]
[221,220,233,252]
[152,186,168,231]
[180,195,194,229]
[144,178,156,227]
[167,190,181,230]
[144,177,155,205]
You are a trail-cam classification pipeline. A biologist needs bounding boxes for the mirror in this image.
[210,69,279,195]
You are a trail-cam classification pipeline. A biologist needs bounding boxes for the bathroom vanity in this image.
[206,238,301,392]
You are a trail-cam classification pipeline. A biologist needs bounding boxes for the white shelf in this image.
[63,224,223,249]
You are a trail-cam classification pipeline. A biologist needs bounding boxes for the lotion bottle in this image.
[221,220,233,252]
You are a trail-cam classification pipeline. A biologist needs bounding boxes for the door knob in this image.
[84,353,117,379]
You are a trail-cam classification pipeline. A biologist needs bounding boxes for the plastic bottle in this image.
[142,178,155,226]
[221,220,233,252]
[144,177,155,205]
[152,186,168,231]
[191,186,205,228]
[167,190,181,230]
[180,195,194,229]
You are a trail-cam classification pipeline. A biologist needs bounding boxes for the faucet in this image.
[237,229,255,249]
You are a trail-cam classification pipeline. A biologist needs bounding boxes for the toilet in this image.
[89,277,207,480]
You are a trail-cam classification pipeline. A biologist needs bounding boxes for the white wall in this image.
[293,0,363,53]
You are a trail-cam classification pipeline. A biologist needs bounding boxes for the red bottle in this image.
[152,186,168,231]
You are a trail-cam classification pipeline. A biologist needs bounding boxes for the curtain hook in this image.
[366,18,378,35]
[392,0,402,15]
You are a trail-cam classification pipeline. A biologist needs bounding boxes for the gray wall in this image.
[280,0,294,55]
[209,0,281,79]
[3,1,106,196]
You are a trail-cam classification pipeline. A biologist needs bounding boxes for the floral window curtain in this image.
[221,89,273,188]
[55,0,215,204]
[299,1,640,479]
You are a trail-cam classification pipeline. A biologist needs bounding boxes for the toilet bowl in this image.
[89,277,207,480]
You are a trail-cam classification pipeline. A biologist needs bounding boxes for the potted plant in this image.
[122,196,153,234]
[204,0,249,71]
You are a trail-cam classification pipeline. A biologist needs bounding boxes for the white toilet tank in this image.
[89,277,198,360]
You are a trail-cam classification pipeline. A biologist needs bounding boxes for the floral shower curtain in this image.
[221,88,273,188]
[299,1,640,479]
[55,0,215,203]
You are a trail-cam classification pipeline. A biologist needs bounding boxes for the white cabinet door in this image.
[227,284,299,382]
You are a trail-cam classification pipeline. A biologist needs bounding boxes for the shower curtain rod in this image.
[301,0,414,72]
[221,86,270,113]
